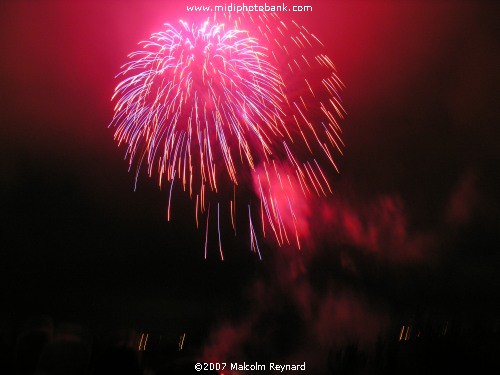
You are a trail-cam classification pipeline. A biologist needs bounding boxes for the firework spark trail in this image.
[110,13,345,257]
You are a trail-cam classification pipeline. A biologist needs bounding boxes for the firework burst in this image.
[110,13,345,258]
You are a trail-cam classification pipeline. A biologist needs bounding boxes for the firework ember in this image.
[110,13,345,257]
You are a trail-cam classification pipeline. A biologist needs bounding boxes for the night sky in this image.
[1,0,499,371]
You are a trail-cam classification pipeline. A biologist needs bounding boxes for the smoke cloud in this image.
[202,169,481,371]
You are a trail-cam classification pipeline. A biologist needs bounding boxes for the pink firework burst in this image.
[110,13,345,259]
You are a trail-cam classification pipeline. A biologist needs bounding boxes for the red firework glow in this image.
[110,12,345,258]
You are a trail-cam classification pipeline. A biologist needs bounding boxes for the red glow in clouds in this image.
[203,169,481,369]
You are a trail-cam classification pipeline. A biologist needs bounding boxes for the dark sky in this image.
[1,0,499,366]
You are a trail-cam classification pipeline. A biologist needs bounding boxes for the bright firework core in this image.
[110,13,345,258]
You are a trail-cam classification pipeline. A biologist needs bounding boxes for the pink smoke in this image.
[202,167,480,369]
